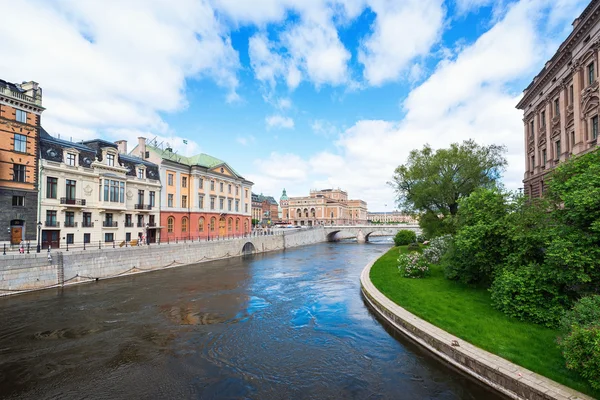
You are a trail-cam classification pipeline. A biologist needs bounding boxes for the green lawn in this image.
[370,246,599,398]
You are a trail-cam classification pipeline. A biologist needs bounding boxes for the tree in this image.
[390,140,507,237]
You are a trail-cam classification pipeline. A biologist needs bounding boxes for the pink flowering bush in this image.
[398,252,430,278]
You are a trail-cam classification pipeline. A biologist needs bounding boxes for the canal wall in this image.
[0,227,326,296]
[360,257,594,400]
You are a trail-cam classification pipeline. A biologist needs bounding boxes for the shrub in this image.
[559,295,600,334]
[398,252,429,278]
[558,325,600,390]
[416,234,427,243]
[394,230,417,246]
[422,234,452,264]
[407,242,420,251]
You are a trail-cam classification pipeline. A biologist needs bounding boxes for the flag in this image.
[183,139,188,144]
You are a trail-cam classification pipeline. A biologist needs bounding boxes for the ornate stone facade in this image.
[517,0,600,197]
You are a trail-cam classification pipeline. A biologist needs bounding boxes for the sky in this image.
[0,0,590,211]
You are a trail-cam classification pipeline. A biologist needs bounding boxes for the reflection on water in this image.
[0,240,502,400]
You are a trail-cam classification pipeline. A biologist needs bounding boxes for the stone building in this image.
[367,211,417,224]
[0,79,44,244]
[131,138,252,239]
[517,0,600,197]
[251,193,279,226]
[280,188,367,226]
[38,130,161,249]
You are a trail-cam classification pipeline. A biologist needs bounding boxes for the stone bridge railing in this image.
[323,225,421,243]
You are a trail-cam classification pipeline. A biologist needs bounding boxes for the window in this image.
[16,109,27,123]
[13,164,26,182]
[66,153,76,166]
[104,233,114,243]
[554,98,559,116]
[236,219,239,231]
[593,116,599,140]
[542,149,547,166]
[149,191,155,207]
[245,189,248,198]
[106,153,115,166]
[168,194,174,207]
[138,168,144,179]
[46,177,57,198]
[105,213,114,225]
[228,184,232,194]
[65,212,75,227]
[199,196,204,209]
[83,212,92,227]
[541,110,546,126]
[211,180,215,191]
[46,210,57,225]
[138,190,144,205]
[235,186,239,196]
[126,232,131,242]
[245,204,248,213]
[219,198,224,210]
[228,199,232,211]
[199,217,205,232]
[529,120,534,135]
[571,131,575,149]
[589,62,595,85]
[182,195,187,208]
[530,155,535,172]
[168,174,174,186]
[210,197,215,210]
[182,176,187,188]
[14,134,26,153]
[220,182,224,192]
[569,85,574,105]
[235,200,239,212]
[220,167,224,173]
[210,217,216,231]
[167,217,174,233]
[66,234,74,244]
[103,180,124,203]
[199,178,203,189]
[182,217,188,233]
[84,233,91,244]
[12,196,24,206]
[228,218,232,231]
[555,140,561,159]
[125,214,132,227]
[66,180,76,200]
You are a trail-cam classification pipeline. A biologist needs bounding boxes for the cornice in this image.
[0,95,44,115]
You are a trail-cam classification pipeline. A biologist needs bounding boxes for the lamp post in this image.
[36,221,42,253]
[145,223,150,245]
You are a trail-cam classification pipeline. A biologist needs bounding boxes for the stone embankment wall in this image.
[0,228,326,297]
[360,257,593,400]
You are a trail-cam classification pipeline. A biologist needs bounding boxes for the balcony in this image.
[135,204,152,211]
[103,221,118,228]
[82,221,94,228]
[45,221,60,228]
[147,222,157,227]
[64,221,78,228]
[0,84,41,105]
[125,222,134,228]
[60,197,86,206]
[137,222,145,228]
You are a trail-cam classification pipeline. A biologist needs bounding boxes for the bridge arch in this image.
[242,242,256,255]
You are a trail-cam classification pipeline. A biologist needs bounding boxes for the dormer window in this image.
[107,154,115,166]
[137,168,144,179]
[66,152,77,166]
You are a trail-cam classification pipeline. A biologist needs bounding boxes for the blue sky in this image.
[0,0,589,211]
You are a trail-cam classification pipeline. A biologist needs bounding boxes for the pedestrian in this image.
[19,240,25,254]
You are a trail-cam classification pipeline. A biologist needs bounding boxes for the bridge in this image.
[323,225,421,243]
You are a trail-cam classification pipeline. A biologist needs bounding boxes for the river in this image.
[0,240,502,399]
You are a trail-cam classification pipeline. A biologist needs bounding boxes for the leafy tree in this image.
[390,140,507,237]
[394,230,417,246]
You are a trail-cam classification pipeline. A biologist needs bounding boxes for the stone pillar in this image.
[572,64,584,153]
[356,229,366,244]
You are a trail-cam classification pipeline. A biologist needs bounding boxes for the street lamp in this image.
[36,221,42,253]
[145,223,150,245]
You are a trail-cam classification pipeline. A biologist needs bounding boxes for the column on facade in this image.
[544,100,552,169]
[572,65,583,152]
[559,84,567,161]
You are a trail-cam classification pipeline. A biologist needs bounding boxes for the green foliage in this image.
[559,295,600,334]
[415,234,427,243]
[419,210,455,238]
[394,230,417,246]
[407,242,420,251]
[397,251,429,278]
[422,234,452,264]
[390,140,507,237]
[559,325,600,390]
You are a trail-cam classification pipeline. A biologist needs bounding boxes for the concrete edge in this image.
[360,256,594,400]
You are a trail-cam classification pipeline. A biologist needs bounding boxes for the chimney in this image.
[138,137,147,159]
[115,140,127,154]
[19,81,42,105]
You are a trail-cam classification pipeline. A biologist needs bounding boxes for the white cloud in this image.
[359,0,445,86]
[266,115,295,129]
[0,0,240,140]
[311,119,339,137]
[236,135,256,146]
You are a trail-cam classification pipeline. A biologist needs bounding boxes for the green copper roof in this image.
[147,144,241,176]
[280,188,288,200]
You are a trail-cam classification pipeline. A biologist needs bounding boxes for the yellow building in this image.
[280,188,367,226]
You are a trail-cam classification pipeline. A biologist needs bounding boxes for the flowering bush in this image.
[398,252,430,278]
[422,234,452,264]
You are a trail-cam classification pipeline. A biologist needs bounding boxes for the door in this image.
[219,217,226,237]
[42,230,60,249]
[147,229,156,243]
[10,227,22,245]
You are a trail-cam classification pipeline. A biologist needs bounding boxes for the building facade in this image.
[280,188,367,226]
[38,131,161,249]
[367,211,417,224]
[0,79,44,244]
[131,138,252,240]
[251,193,279,226]
[517,0,600,197]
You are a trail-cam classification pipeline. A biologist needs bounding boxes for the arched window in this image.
[311,208,316,218]
[167,217,174,233]
[181,217,188,233]
[296,208,301,217]
[228,217,233,231]
[199,217,205,232]
[244,220,248,233]
[210,217,216,231]
[235,218,239,231]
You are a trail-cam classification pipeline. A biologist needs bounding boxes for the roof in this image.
[119,153,159,168]
[147,144,241,176]
[40,127,94,152]
[0,79,23,93]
